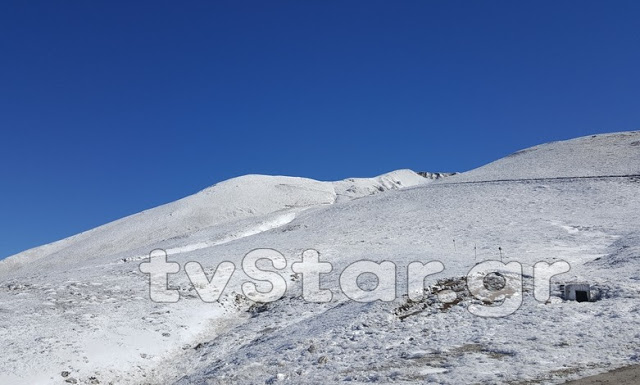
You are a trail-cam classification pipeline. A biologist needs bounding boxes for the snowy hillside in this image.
[1,132,639,385]
[451,131,640,182]
[0,169,428,275]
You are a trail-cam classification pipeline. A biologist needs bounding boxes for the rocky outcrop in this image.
[417,171,458,180]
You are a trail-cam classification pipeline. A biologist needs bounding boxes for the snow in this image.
[449,131,640,182]
[0,169,428,276]
[1,132,640,384]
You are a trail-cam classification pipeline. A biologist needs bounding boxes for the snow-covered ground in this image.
[1,131,639,384]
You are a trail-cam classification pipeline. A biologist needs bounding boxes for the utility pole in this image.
[499,246,503,262]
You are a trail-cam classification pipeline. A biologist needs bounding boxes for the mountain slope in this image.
[0,132,639,385]
[449,131,640,182]
[0,169,429,275]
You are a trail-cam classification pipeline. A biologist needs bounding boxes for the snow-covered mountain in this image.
[1,131,639,385]
[0,169,430,275]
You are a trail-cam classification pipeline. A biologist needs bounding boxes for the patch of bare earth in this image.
[562,365,640,384]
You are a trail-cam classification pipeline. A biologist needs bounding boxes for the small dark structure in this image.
[561,283,592,302]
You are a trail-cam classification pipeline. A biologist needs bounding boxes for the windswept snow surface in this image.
[0,169,426,275]
[451,131,640,182]
[1,132,640,384]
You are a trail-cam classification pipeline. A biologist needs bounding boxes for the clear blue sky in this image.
[1,1,639,259]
